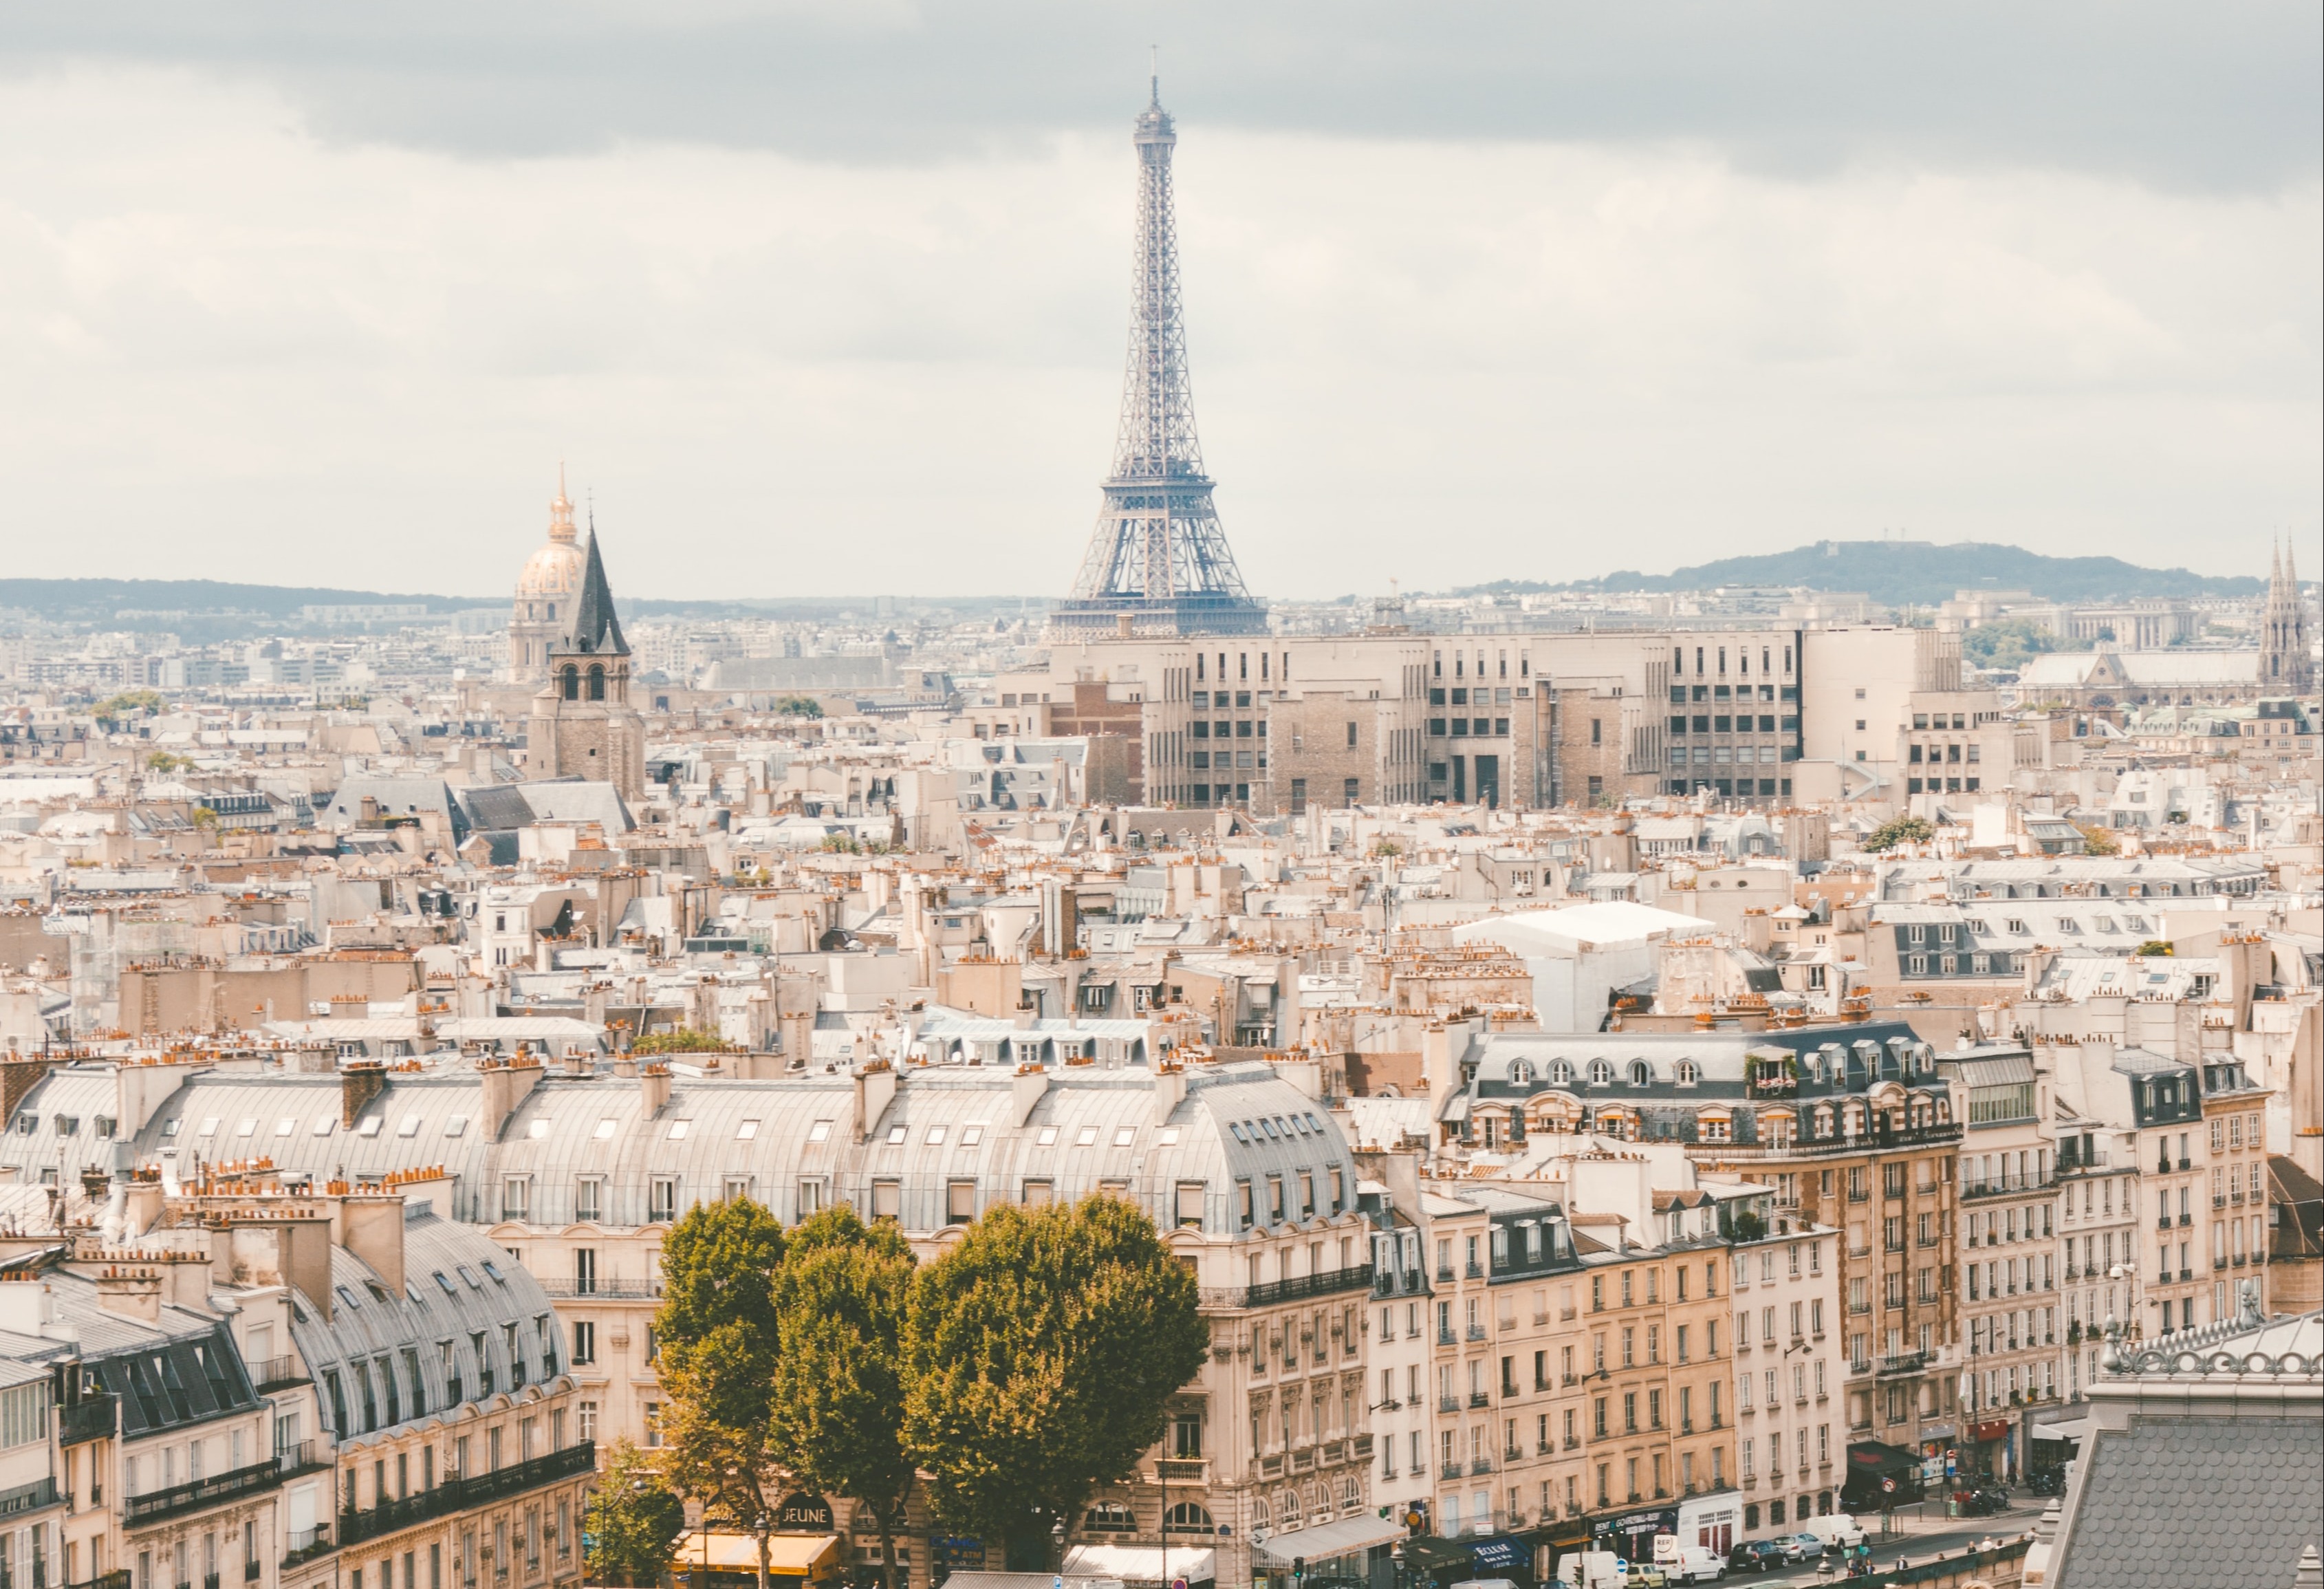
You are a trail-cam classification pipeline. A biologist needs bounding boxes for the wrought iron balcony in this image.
[337,1445,595,1550]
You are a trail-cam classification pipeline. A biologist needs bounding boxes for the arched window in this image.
[1277,1487,1303,1528]
[1550,1061,1575,1085]
[560,664,579,701]
[1340,1475,1358,1509]
[1588,1059,1614,1086]
[587,664,606,702]
[1627,1060,1655,1088]
[1673,1061,1699,1088]
[1509,1060,1534,1086]
[1163,1502,1213,1536]
[1251,1498,1269,1533]
[1083,1502,1136,1534]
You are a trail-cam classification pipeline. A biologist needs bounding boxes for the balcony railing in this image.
[1237,1266,1376,1310]
[337,1445,596,1550]
[1371,1270,1428,1300]
[1152,1460,1206,1483]
[59,1396,118,1448]
[125,1454,288,1526]
[283,1528,334,1570]
[64,1572,132,1589]
[0,1478,58,1518]
[535,1279,658,1299]
[250,1356,307,1393]
[1876,1352,1929,1378]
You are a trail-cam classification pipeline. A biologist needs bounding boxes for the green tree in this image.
[146,750,193,774]
[775,696,825,719]
[631,1028,732,1055]
[902,1196,1208,1569]
[1860,816,1935,853]
[1961,617,2089,672]
[2076,823,2120,856]
[2135,940,2173,958]
[586,1439,687,1586]
[772,1207,917,1589]
[654,1198,789,1589]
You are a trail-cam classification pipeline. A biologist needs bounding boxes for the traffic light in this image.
[1292,1559,1306,1581]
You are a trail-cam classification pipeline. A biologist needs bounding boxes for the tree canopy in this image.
[1860,816,1935,853]
[902,1196,1208,1566]
[585,1439,687,1586]
[772,1207,917,1588]
[653,1198,789,1586]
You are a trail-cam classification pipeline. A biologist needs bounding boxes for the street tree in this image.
[772,1207,917,1589]
[654,1196,789,1589]
[902,1195,1208,1568]
[585,1439,687,1586]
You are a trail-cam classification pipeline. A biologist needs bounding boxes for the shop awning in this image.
[1846,1440,1921,1477]
[2030,1418,2090,1445]
[1062,1545,1217,1586]
[673,1535,840,1577]
[1252,1515,1404,1567]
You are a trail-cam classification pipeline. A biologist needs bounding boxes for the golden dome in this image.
[514,469,584,598]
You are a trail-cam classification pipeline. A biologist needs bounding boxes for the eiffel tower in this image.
[1050,77,1268,639]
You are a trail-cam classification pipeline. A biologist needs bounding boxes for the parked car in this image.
[1728,1539,1790,1574]
[1783,1533,1827,1562]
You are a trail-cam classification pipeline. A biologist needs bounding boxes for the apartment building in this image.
[1726,1215,1843,1541]
[1942,1048,2062,1482]
[1433,1024,1964,1495]
[2052,1109,2142,1401]
[2042,1038,2274,1339]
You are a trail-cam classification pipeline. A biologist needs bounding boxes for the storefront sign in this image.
[1592,1508,1677,1541]
[774,1493,834,1534]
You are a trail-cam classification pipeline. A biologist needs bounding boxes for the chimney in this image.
[219,1214,336,1319]
[1151,1063,1186,1127]
[334,1193,407,1293]
[123,1175,165,1239]
[341,1062,389,1127]
[95,1266,164,1325]
[1010,1066,1048,1128]
[478,1057,543,1141]
[854,1063,899,1143]
[640,1063,672,1118]
[0,1275,52,1337]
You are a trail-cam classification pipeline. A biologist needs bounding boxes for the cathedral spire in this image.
[558,515,630,659]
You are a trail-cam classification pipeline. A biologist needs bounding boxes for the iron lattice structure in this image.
[1052,83,1268,638]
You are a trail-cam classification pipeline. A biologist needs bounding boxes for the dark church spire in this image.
[559,514,630,658]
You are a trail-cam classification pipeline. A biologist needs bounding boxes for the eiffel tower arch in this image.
[1050,80,1269,640]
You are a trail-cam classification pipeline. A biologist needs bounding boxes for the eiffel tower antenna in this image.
[1052,74,1266,640]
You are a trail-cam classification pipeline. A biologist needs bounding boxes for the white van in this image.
[1802,1513,1867,1550]
[1667,1545,1728,1583]
[1551,1552,1625,1588]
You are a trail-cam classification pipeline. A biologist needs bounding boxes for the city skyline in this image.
[0,6,2315,599]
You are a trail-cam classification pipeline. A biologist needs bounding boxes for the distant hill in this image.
[1463,541,2266,606]
[0,577,1036,638]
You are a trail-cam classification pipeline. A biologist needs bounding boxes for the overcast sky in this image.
[2,3,2316,601]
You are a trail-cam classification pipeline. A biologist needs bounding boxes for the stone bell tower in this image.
[525,521,646,801]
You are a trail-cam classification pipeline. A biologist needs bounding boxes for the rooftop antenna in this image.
[1149,43,1159,104]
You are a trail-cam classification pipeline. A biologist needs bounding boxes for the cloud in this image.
[0,51,2313,600]
[3,1,2317,188]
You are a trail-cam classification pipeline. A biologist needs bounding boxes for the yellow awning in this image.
[673,1534,840,1576]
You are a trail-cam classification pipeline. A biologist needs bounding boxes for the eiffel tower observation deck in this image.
[1050,80,1269,639]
